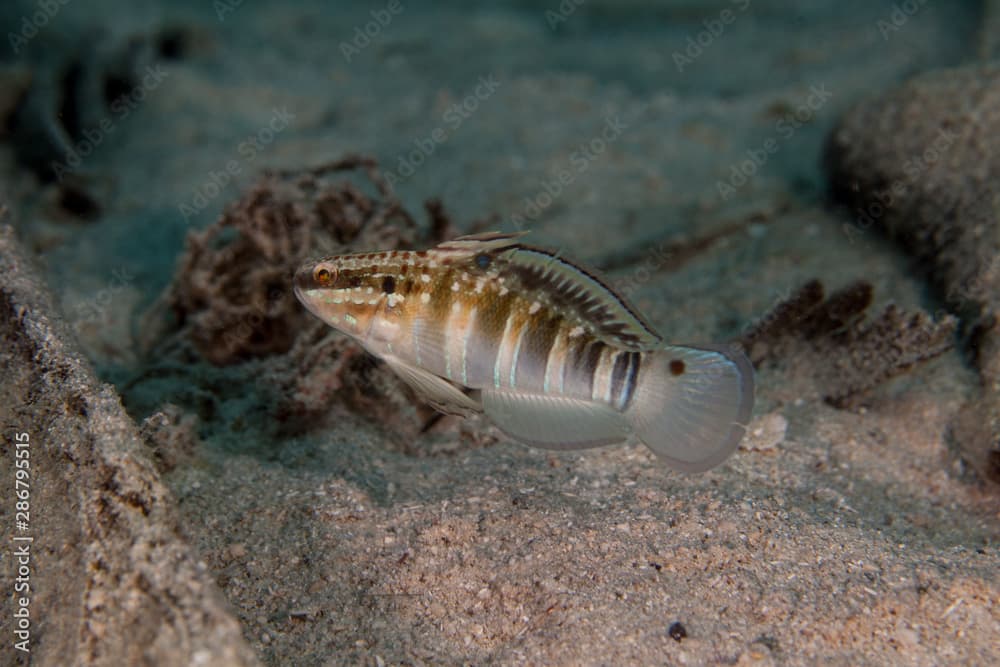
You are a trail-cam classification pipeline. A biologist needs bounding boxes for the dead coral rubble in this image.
[739,280,956,408]
[154,155,464,444]
[168,154,422,365]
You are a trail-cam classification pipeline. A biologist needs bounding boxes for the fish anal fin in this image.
[481,390,630,451]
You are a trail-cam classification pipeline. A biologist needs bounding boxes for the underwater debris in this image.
[951,391,1000,484]
[151,155,472,444]
[739,280,956,408]
[168,154,420,365]
[139,403,201,474]
[598,199,791,278]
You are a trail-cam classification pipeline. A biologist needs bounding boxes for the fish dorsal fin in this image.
[499,245,664,350]
[434,231,527,256]
[432,232,663,350]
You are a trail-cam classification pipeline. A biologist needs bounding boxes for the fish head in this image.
[293,256,391,339]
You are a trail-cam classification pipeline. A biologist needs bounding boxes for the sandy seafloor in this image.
[1,0,998,665]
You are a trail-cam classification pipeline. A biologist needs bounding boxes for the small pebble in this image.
[747,412,788,451]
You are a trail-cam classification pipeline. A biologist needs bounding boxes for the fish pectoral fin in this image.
[382,355,481,417]
[481,390,630,451]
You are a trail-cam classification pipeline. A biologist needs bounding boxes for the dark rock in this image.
[0,224,258,666]
[826,65,1000,322]
[825,64,1000,480]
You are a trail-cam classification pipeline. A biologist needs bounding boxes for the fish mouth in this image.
[292,282,311,311]
[292,263,321,316]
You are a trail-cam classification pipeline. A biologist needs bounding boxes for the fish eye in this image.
[475,253,491,269]
[382,276,396,294]
[314,266,334,285]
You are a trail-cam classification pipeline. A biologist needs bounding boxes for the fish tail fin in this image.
[625,344,754,472]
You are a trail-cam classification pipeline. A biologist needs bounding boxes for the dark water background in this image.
[1,0,981,313]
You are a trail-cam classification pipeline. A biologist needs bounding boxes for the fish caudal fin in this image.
[625,344,754,473]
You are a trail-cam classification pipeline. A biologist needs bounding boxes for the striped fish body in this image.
[294,232,754,472]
